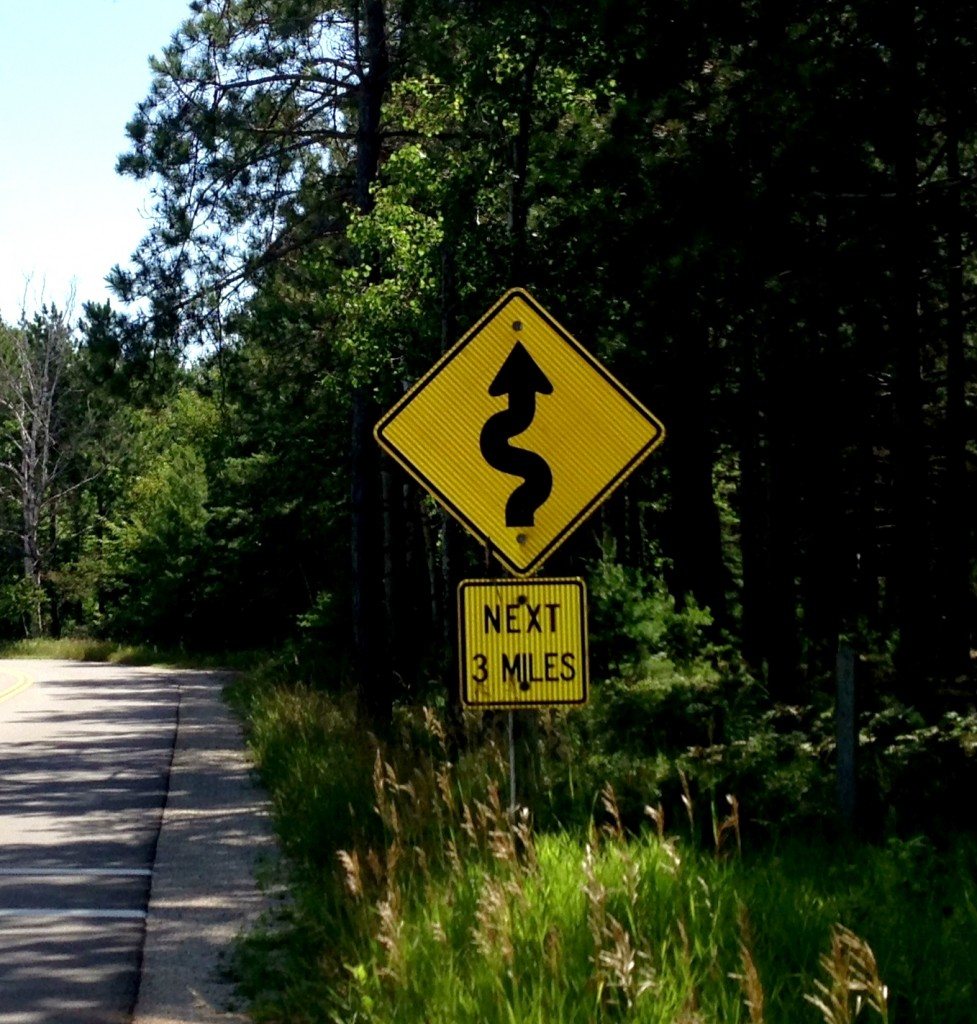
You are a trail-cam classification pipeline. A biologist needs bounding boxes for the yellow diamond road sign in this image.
[459,577,588,708]
[375,288,665,575]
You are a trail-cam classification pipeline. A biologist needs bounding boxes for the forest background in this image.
[1,1,976,1019]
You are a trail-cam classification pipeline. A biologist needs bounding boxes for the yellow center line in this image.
[0,675,33,705]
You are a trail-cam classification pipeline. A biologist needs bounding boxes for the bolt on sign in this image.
[374,288,665,576]
[458,578,588,708]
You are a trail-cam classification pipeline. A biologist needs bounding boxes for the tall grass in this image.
[229,678,977,1024]
[0,635,264,669]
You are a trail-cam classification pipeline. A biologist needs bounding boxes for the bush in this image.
[0,575,47,638]
[535,558,830,836]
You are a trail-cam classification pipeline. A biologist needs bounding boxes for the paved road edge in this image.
[132,670,277,1024]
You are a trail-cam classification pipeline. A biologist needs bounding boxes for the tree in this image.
[114,0,405,711]
[104,0,975,716]
[101,390,217,643]
[0,308,77,635]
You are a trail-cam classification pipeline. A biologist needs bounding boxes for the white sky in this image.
[0,0,192,323]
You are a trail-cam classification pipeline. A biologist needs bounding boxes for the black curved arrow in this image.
[479,341,554,527]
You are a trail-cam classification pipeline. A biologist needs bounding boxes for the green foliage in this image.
[529,558,831,838]
[100,390,218,642]
[588,555,715,675]
[229,678,977,1024]
[334,172,444,391]
[0,577,47,639]
[858,701,977,836]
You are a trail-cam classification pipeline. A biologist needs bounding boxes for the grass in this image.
[227,674,977,1024]
[0,635,267,670]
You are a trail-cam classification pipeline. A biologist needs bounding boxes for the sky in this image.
[0,0,193,324]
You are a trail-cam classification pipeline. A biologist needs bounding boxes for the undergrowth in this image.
[227,676,977,1024]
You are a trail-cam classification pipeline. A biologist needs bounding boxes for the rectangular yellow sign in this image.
[458,578,588,708]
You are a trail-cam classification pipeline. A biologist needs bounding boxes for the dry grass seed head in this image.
[366,848,384,886]
[473,875,515,966]
[583,848,655,1010]
[596,914,657,1009]
[601,782,625,842]
[675,916,692,966]
[372,749,389,824]
[337,849,363,901]
[370,754,407,842]
[660,834,683,875]
[446,835,463,876]
[384,759,411,798]
[484,783,519,866]
[435,765,455,817]
[489,824,518,866]
[621,853,640,904]
[385,799,401,842]
[376,887,405,982]
[385,839,402,883]
[460,800,477,843]
[473,798,491,840]
[731,905,766,1024]
[645,802,665,840]
[487,781,504,819]
[715,794,742,857]
[421,705,447,756]
[679,768,695,834]
[582,843,608,949]
[805,924,889,1024]
[841,926,889,1019]
[513,806,537,872]
[412,844,429,880]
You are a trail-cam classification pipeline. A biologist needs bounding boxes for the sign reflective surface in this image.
[375,289,665,575]
[458,577,588,708]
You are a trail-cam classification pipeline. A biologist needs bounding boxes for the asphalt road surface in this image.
[0,660,181,1024]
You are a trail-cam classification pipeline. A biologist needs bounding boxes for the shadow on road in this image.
[0,662,274,1024]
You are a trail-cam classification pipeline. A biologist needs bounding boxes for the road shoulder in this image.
[132,670,277,1024]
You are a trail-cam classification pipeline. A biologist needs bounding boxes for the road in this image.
[0,660,181,1024]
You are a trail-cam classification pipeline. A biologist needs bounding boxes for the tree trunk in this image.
[507,28,544,285]
[764,333,801,700]
[939,43,972,682]
[354,0,389,218]
[890,2,932,695]
[351,386,389,721]
[350,0,393,721]
[665,323,729,626]
[739,328,769,673]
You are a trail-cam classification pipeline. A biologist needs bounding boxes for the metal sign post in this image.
[508,710,517,816]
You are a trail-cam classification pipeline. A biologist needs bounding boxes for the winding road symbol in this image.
[373,288,665,575]
[479,341,553,527]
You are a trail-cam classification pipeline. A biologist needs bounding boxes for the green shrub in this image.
[537,558,829,835]
[230,682,977,1024]
[0,576,47,638]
